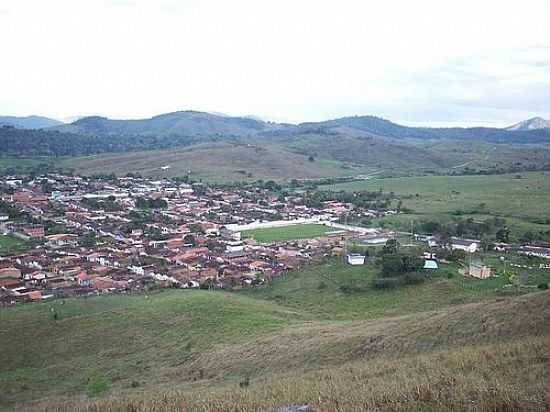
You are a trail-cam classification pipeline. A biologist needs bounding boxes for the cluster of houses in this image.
[0,174,395,305]
[2,174,548,305]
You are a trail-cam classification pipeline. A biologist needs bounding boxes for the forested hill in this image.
[297,115,550,143]
[2,112,550,157]
[0,126,231,156]
[0,115,63,129]
[52,111,289,138]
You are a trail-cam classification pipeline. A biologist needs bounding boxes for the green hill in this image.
[0,115,63,129]
[53,111,285,138]
[1,261,549,411]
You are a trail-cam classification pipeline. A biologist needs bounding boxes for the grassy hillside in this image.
[2,260,549,411]
[63,142,371,181]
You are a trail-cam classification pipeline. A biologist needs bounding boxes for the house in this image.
[21,225,45,239]
[347,253,366,265]
[451,238,479,253]
[0,267,22,279]
[465,263,492,279]
[519,246,550,259]
[46,234,78,248]
[76,272,92,287]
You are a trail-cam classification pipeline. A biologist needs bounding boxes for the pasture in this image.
[1,260,549,410]
[322,171,550,236]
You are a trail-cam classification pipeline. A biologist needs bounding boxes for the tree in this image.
[381,238,400,255]
[381,254,404,276]
[183,234,196,246]
[81,233,97,248]
[308,155,315,162]
[496,227,510,243]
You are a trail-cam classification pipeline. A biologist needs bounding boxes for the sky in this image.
[1,0,550,127]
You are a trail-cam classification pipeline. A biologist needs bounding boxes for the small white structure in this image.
[423,260,439,270]
[451,238,479,253]
[347,253,366,265]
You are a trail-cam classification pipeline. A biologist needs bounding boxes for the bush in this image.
[402,272,426,285]
[538,283,549,290]
[371,277,399,289]
[86,376,111,397]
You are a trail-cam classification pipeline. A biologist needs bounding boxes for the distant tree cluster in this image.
[135,197,168,210]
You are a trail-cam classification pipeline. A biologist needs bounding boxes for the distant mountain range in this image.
[506,117,550,131]
[0,115,63,129]
[44,111,550,143]
[2,111,550,158]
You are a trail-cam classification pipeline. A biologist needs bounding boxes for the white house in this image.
[347,253,366,265]
[451,238,479,253]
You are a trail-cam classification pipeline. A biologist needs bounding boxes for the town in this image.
[1,173,549,305]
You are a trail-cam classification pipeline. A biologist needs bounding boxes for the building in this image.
[465,263,491,279]
[519,246,550,259]
[347,253,366,265]
[451,238,479,253]
[21,225,45,239]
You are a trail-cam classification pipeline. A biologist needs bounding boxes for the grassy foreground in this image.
[1,262,549,411]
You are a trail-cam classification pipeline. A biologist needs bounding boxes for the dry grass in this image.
[5,291,550,411]
[26,337,550,411]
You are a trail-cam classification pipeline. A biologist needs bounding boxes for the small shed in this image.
[347,253,366,265]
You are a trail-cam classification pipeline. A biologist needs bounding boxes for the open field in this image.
[62,142,372,182]
[322,171,550,237]
[241,224,333,243]
[0,235,29,256]
[239,260,512,320]
[2,260,549,411]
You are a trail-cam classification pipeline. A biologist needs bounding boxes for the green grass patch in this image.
[242,223,333,243]
[0,234,29,256]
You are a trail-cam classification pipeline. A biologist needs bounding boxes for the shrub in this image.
[371,277,399,289]
[87,376,111,397]
[538,283,549,290]
[403,272,426,285]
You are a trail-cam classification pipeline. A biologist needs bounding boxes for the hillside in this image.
[62,142,372,181]
[4,111,550,178]
[1,261,549,411]
[0,115,63,129]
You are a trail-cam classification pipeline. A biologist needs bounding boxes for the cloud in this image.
[0,0,549,125]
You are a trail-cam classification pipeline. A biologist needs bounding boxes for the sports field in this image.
[241,223,332,243]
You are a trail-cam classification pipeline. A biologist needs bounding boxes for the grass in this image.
[241,223,333,243]
[62,142,371,182]
[322,171,550,238]
[239,260,508,320]
[1,261,549,411]
[0,234,29,256]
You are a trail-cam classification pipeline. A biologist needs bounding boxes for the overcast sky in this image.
[1,0,550,126]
